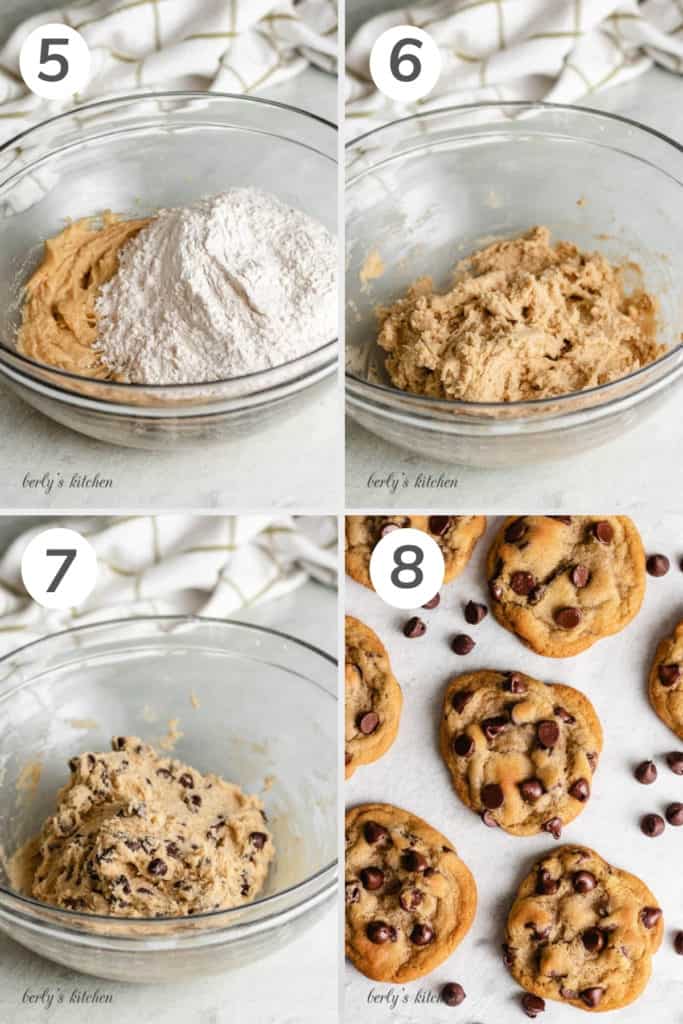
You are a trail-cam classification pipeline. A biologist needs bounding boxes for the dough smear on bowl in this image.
[10,736,274,917]
[377,226,664,403]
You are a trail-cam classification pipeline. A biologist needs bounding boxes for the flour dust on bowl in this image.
[345,103,683,468]
[0,93,338,450]
[0,617,337,982]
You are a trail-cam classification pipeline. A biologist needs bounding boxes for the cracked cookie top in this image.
[505,845,663,1012]
[486,515,645,657]
[345,803,477,983]
[648,619,683,739]
[440,670,602,837]
[345,616,402,779]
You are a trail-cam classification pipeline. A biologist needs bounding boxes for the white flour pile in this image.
[94,188,337,385]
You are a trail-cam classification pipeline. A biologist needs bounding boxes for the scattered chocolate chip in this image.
[542,817,562,840]
[364,821,389,845]
[249,831,268,850]
[580,988,605,1009]
[536,720,560,749]
[573,870,596,893]
[593,521,613,544]
[402,850,428,873]
[641,813,665,837]
[481,782,504,809]
[481,810,499,827]
[569,778,590,802]
[553,606,582,629]
[360,867,384,891]
[482,715,509,741]
[666,802,683,826]
[464,600,488,624]
[410,923,434,945]
[366,921,396,944]
[640,906,662,928]
[148,858,167,876]
[345,881,360,905]
[536,868,559,895]
[582,927,605,953]
[675,931,683,955]
[553,705,575,724]
[178,772,194,788]
[510,571,536,596]
[428,515,450,536]
[422,593,440,609]
[521,993,545,1018]
[357,711,379,735]
[452,633,475,655]
[399,887,423,911]
[647,554,670,577]
[520,779,544,803]
[404,616,426,638]
[453,734,475,757]
[502,943,515,967]
[634,760,657,784]
[503,672,527,694]
[659,664,681,687]
[505,518,527,543]
[451,690,472,713]
[667,751,683,775]
[441,982,465,1007]
[113,737,127,750]
[570,564,590,588]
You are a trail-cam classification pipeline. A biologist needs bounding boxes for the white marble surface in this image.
[0,0,340,511]
[345,66,683,510]
[0,515,339,1024]
[344,511,683,1022]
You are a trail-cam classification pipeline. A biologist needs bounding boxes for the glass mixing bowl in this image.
[0,92,337,450]
[0,617,337,982]
[346,103,683,467]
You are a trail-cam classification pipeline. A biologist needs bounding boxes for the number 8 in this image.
[391,545,424,589]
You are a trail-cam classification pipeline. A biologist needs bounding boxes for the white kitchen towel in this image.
[0,515,337,657]
[347,0,683,134]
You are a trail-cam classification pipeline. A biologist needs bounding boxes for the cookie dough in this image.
[345,802,476,983]
[487,515,645,658]
[345,616,402,779]
[13,736,273,917]
[440,670,602,837]
[17,214,151,378]
[377,227,663,402]
[345,515,486,590]
[648,619,683,739]
[505,845,663,1012]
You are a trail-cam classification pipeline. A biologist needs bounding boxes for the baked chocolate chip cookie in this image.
[345,616,402,779]
[648,619,683,739]
[505,845,663,1012]
[440,671,602,837]
[345,515,486,590]
[487,516,645,658]
[345,803,477,983]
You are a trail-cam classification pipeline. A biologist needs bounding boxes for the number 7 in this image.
[46,548,77,592]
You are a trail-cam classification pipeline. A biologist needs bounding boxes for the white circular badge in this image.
[369,527,445,610]
[21,527,97,610]
[19,24,91,100]
[369,25,442,103]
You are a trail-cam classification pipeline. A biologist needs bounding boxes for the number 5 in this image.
[46,548,77,592]
[38,38,70,83]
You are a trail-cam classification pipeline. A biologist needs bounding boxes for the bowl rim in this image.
[0,89,338,392]
[0,614,337,933]
[345,99,683,416]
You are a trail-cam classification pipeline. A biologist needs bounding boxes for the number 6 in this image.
[390,37,423,83]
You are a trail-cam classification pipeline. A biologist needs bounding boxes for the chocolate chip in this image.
[402,850,428,873]
[536,868,559,895]
[503,672,527,694]
[505,518,527,543]
[641,813,665,837]
[380,522,401,537]
[422,593,440,609]
[520,779,544,803]
[510,571,536,596]
[166,841,181,858]
[148,858,167,876]
[481,782,504,809]
[441,982,465,1007]
[453,734,474,757]
[345,881,360,905]
[570,564,590,588]
[410,923,434,945]
[502,943,515,967]
[178,772,194,788]
[113,737,127,750]
[481,810,499,827]
[451,690,472,713]
[634,760,657,784]
[647,554,670,577]
[357,711,379,735]
[188,793,202,808]
[640,906,662,928]
[542,817,562,840]
[68,757,79,773]
[360,867,384,891]
[521,994,545,1018]
[573,870,596,893]
[659,664,681,687]
[581,988,605,1008]
[404,616,426,638]
[593,521,613,544]
[464,600,488,624]
[536,720,559,749]
[250,831,268,849]
[428,515,450,536]
[364,821,389,845]
[666,802,683,826]
[582,927,605,952]
[553,705,575,724]
[675,931,683,955]
[553,606,581,629]
[156,767,173,779]
[366,921,396,944]
[399,887,423,911]
[549,516,572,524]
[124,839,141,851]
[559,986,577,1000]
[482,714,508,741]
[667,751,683,775]
[452,633,475,655]
[569,778,590,802]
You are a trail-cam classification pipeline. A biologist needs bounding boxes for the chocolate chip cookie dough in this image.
[345,616,402,779]
[377,227,663,402]
[12,736,273,917]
